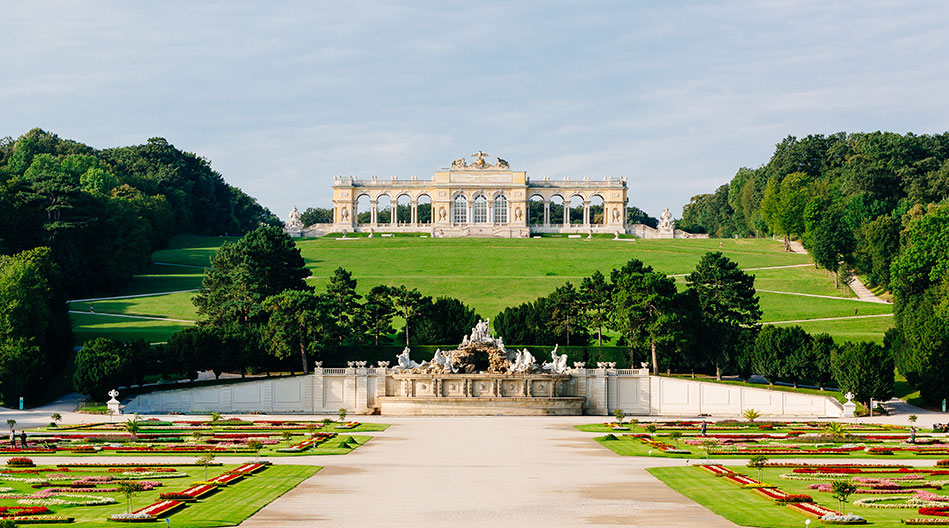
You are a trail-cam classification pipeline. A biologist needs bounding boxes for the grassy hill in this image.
[67,235,894,344]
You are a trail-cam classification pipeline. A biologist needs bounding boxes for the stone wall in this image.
[123,367,843,417]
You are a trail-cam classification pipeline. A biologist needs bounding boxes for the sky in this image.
[3,1,949,220]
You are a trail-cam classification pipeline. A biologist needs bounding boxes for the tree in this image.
[124,415,141,438]
[324,267,361,345]
[261,289,330,374]
[353,285,395,346]
[860,214,900,289]
[610,259,679,374]
[804,195,855,288]
[580,271,613,346]
[889,203,949,404]
[413,296,480,345]
[299,207,333,225]
[50,413,62,426]
[197,453,215,480]
[193,225,311,328]
[831,480,857,514]
[388,286,427,346]
[247,439,263,462]
[752,326,811,387]
[686,252,762,379]
[831,341,894,410]
[747,455,768,481]
[72,338,133,399]
[761,172,812,251]
[116,481,146,514]
[547,282,586,346]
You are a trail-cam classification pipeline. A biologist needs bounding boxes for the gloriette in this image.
[285,152,706,238]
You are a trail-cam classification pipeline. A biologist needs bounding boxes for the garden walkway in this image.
[241,416,737,528]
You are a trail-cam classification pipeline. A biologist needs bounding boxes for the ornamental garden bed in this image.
[586,420,948,459]
[24,419,384,457]
[0,463,319,526]
[649,463,949,528]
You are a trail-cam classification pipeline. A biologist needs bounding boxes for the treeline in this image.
[679,132,949,288]
[496,253,893,408]
[0,128,278,405]
[680,131,949,405]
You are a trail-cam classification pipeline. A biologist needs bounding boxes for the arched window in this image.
[452,195,467,223]
[493,195,508,224]
[472,195,488,223]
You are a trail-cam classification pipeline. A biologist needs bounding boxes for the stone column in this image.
[583,201,590,226]
[370,201,378,227]
[391,203,397,227]
[544,201,550,227]
[467,202,473,225]
[411,201,418,225]
[563,204,569,226]
[487,200,494,225]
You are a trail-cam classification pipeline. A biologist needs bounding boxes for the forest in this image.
[680,132,949,404]
[0,129,278,404]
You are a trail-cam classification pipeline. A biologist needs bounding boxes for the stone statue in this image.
[495,157,509,169]
[514,207,522,221]
[394,347,421,372]
[286,205,304,230]
[542,345,568,374]
[510,348,537,373]
[341,207,350,220]
[451,157,467,169]
[471,150,489,163]
[658,207,674,232]
[439,207,447,221]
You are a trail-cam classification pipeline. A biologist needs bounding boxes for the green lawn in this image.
[0,463,318,527]
[69,235,895,344]
[773,315,895,344]
[648,465,944,528]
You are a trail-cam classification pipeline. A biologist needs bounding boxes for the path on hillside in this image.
[756,289,887,303]
[766,313,894,325]
[848,275,889,303]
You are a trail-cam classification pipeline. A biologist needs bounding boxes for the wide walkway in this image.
[241,416,735,528]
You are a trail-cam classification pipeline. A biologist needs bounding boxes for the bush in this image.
[72,338,134,398]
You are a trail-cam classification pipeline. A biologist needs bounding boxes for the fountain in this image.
[379,320,582,415]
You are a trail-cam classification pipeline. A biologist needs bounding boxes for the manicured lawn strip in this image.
[134,464,319,528]
[648,466,807,528]
[69,312,193,344]
[772,316,895,344]
[757,291,892,323]
[0,463,317,527]
[648,465,949,528]
[592,434,948,459]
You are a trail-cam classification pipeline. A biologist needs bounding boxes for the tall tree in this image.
[831,341,895,410]
[610,259,679,374]
[413,296,480,345]
[388,286,427,346]
[262,289,329,373]
[804,194,855,288]
[353,285,395,346]
[580,270,613,346]
[194,225,311,327]
[548,282,586,346]
[761,172,812,251]
[686,251,762,379]
[324,267,361,345]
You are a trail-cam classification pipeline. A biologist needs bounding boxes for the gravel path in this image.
[239,416,737,528]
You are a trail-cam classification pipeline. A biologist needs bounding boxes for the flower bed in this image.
[206,473,243,486]
[0,505,51,516]
[787,501,841,518]
[132,499,185,518]
[232,463,266,474]
[7,457,35,468]
[699,465,734,477]
[918,507,949,517]
[902,519,949,525]
[5,515,73,523]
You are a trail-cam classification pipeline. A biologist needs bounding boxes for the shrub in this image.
[936,460,949,467]
[775,494,814,503]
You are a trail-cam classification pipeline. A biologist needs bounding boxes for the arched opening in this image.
[493,194,508,224]
[472,194,488,224]
[452,194,467,224]
[356,194,371,225]
[569,195,584,225]
[396,194,412,224]
[549,195,565,225]
[528,195,545,226]
[376,194,392,225]
[416,194,432,224]
[590,195,605,225]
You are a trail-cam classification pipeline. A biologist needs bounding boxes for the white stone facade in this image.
[124,367,844,418]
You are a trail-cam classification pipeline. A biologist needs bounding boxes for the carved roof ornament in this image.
[451,151,510,170]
